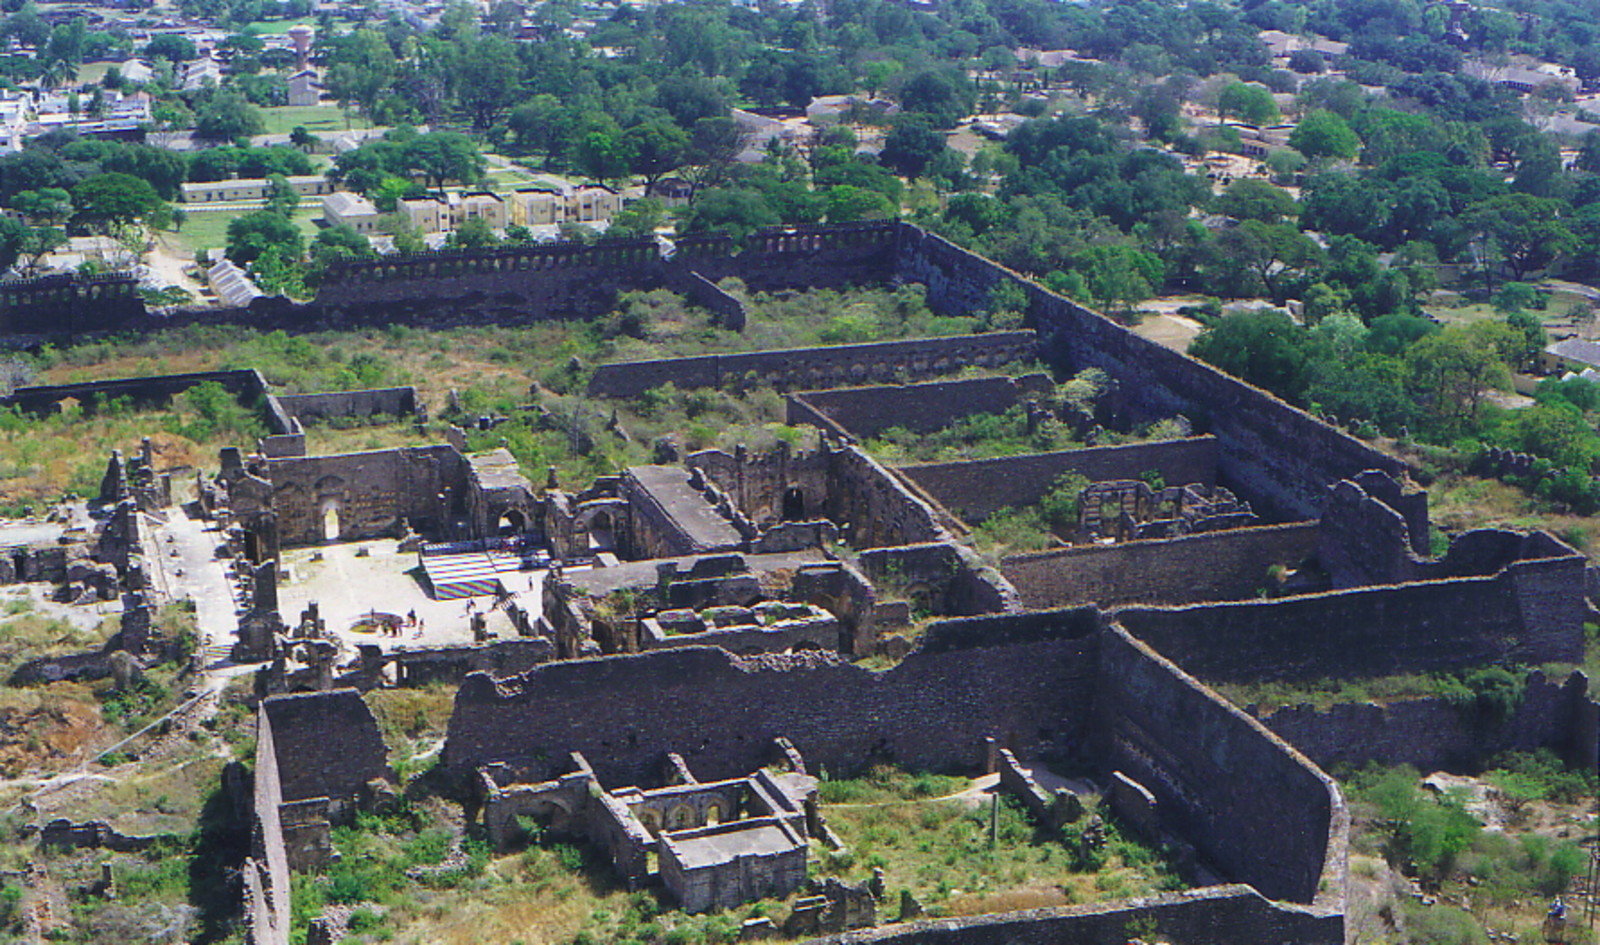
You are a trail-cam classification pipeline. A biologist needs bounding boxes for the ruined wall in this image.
[443,609,1106,786]
[1001,523,1319,610]
[3,369,272,418]
[272,387,419,425]
[1096,626,1346,908]
[900,437,1219,524]
[1251,671,1597,773]
[266,445,466,546]
[787,374,1050,440]
[587,332,1038,399]
[246,702,291,945]
[260,690,392,806]
[892,225,1405,519]
[823,445,950,549]
[798,885,1342,945]
[1114,557,1587,684]
[856,542,1019,616]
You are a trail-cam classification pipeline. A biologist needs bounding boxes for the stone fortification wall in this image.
[823,444,951,549]
[900,437,1219,525]
[265,445,466,546]
[312,238,668,325]
[260,689,392,806]
[1001,523,1320,610]
[443,608,1106,787]
[798,886,1341,945]
[1114,555,1587,684]
[787,374,1051,440]
[856,541,1019,616]
[683,222,900,290]
[272,387,419,425]
[0,272,145,341]
[245,702,291,945]
[891,225,1405,519]
[1251,670,1599,773]
[1096,626,1346,909]
[3,369,273,418]
[586,332,1037,399]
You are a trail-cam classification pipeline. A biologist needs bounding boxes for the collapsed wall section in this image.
[1095,625,1347,910]
[1001,523,1319,610]
[1114,556,1587,684]
[443,609,1105,786]
[899,437,1219,525]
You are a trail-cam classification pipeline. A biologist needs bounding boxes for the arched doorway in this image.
[321,500,341,542]
[499,509,527,536]
[588,511,615,552]
[781,487,806,520]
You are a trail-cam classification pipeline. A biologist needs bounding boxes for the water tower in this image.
[288,24,313,72]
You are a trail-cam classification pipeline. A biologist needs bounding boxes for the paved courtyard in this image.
[278,539,547,654]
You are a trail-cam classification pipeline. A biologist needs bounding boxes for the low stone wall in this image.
[586,332,1037,399]
[38,819,169,852]
[1115,553,1586,685]
[272,387,420,425]
[1001,523,1319,610]
[800,886,1342,945]
[1251,670,1600,773]
[444,609,1106,786]
[899,437,1219,525]
[787,374,1052,440]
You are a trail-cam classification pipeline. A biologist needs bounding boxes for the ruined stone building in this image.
[8,222,1590,945]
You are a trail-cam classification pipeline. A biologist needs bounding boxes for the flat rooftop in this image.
[668,822,801,868]
[561,549,828,598]
[626,465,743,552]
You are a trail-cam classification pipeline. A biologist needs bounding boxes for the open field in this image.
[258,104,371,136]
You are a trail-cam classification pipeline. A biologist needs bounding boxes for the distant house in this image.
[400,191,507,234]
[1541,338,1600,375]
[1257,29,1349,62]
[507,185,622,227]
[118,59,155,84]
[287,70,321,107]
[322,191,383,234]
[804,94,899,124]
[181,56,224,92]
[181,175,332,203]
[208,257,264,306]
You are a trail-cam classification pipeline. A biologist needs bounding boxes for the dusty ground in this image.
[277,539,534,652]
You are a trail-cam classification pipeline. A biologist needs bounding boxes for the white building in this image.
[322,191,383,234]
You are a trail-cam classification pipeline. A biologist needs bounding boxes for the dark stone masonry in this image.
[38,221,1585,945]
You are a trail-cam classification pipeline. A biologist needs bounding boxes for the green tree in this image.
[1406,322,1517,432]
[447,216,500,249]
[1215,178,1298,224]
[825,185,895,222]
[1467,194,1576,281]
[195,91,265,140]
[1191,308,1315,401]
[264,174,300,217]
[880,119,948,178]
[1217,82,1280,125]
[457,35,520,131]
[1289,110,1359,160]
[10,187,71,223]
[401,133,485,195]
[679,187,778,242]
[71,173,162,233]
[622,121,688,196]
[226,209,303,265]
